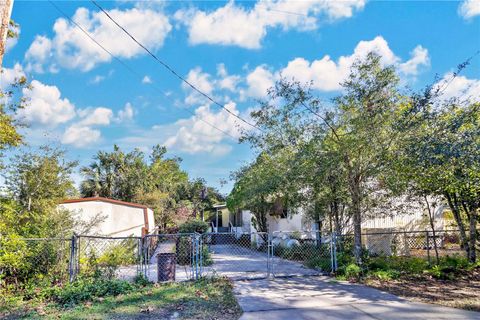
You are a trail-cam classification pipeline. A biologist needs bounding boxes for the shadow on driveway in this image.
[235,276,480,320]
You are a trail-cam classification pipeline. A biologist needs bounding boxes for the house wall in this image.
[361,205,447,231]
[58,201,153,237]
[240,209,315,234]
[267,212,304,232]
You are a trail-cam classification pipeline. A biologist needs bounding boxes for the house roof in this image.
[60,197,151,210]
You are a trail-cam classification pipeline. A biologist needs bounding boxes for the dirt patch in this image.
[364,268,480,311]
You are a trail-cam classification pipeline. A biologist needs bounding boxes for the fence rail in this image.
[0,229,468,286]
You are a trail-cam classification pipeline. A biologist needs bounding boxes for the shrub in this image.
[305,256,331,271]
[371,270,400,281]
[178,220,209,234]
[345,263,361,280]
[51,278,135,306]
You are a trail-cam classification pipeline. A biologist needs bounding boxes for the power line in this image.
[90,0,261,132]
[48,0,237,140]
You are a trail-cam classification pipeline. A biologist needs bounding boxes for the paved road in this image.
[234,276,480,320]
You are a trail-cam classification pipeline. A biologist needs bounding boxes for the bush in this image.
[178,220,209,234]
[425,255,470,280]
[305,256,331,271]
[51,278,135,306]
[371,270,400,281]
[345,263,361,280]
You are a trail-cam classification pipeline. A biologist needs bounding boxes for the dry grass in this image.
[365,267,480,311]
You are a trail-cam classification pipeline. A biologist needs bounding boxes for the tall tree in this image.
[241,53,403,264]
[1,146,78,237]
[393,101,480,262]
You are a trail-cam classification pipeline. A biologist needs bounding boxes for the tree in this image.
[393,101,480,262]
[80,145,223,231]
[1,146,78,237]
[80,145,149,201]
[240,53,403,264]
[228,151,301,236]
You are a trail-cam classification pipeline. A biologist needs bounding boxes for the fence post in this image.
[330,232,335,273]
[69,233,76,282]
[267,233,272,278]
[425,230,430,264]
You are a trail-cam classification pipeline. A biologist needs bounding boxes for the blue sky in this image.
[2,0,479,194]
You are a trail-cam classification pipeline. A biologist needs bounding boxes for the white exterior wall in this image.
[58,201,154,237]
[267,212,304,232]
[240,209,315,234]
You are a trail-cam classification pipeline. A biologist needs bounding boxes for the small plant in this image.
[371,270,399,281]
[51,277,135,306]
[345,263,362,280]
[133,274,151,286]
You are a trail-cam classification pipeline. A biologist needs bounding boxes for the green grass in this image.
[2,278,241,320]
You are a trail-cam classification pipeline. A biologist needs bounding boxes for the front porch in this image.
[209,203,247,234]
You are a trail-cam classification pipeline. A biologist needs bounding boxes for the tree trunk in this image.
[349,176,363,265]
[424,195,439,264]
[445,192,470,257]
[468,208,477,263]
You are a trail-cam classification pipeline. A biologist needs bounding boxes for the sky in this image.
[1,0,480,194]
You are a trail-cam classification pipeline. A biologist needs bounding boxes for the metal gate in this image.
[142,233,200,282]
[200,232,270,280]
[271,231,335,277]
[71,231,335,282]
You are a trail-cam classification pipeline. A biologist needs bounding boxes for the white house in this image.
[58,197,155,237]
[216,203,450,236]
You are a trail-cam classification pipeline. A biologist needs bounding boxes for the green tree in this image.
[393,101,480,262]
[240,53,403,263]
[0,20,25,161]
[80,145,149,201]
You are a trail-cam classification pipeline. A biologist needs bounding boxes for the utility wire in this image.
[90,0,261,132]
[48,0,236,140]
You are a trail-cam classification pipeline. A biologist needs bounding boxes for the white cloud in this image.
[165,102,243,155]
[62,125,101,147]
[18,80,76,127]
[24,35,56,73]
[244,36,430,97]
[25,7,172,72]
[77,107,113,126]
[242,65,275,98]
[217,63,241,91]
[459,0,480,19]
[398,45,430,76]
[90,75,105,84]
[182,65,241,104]
[120,102,244,156]
[175,0,365,49]
[116,102,135,122]
[142,75,152,84]
[183,67,214,105]
[62,103,134,147]
[0,63,25,90]
[436,73,480,102]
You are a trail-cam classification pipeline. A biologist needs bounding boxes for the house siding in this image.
[58,200,154,237]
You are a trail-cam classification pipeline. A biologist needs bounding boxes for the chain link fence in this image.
[142,233,200,282]
[0,237,72,287]
[271,231,334,277]
[200,232,270,280]
[76,235,142,281]
[1,229,468,286]
[336,229,466,263]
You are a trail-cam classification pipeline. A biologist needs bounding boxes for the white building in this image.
[58,197,155,237]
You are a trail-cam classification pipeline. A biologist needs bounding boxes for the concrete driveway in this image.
[234,276,480,320]
[202,244,318,280]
